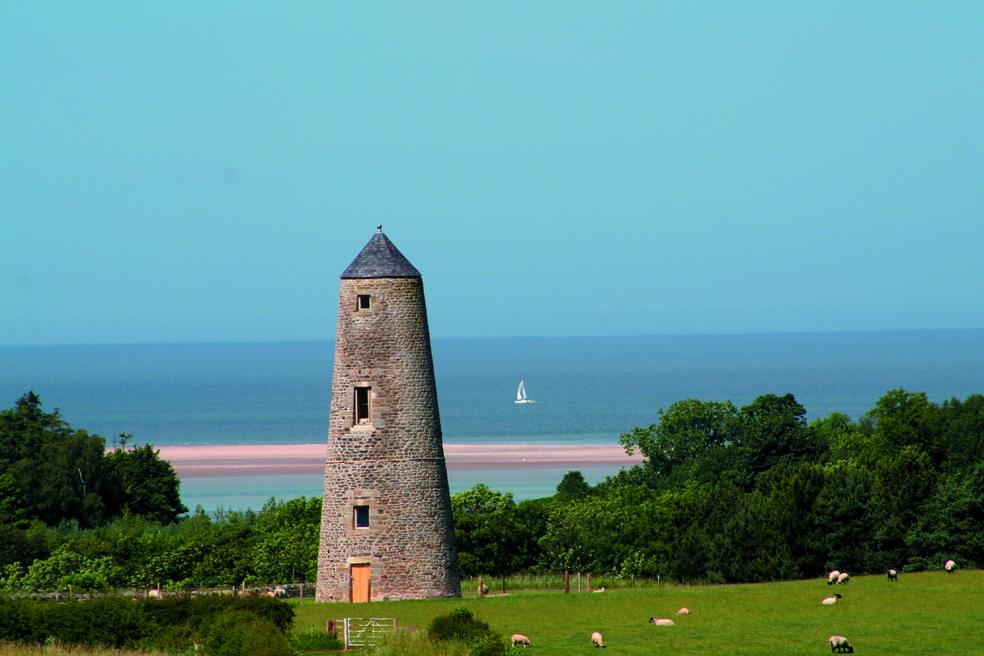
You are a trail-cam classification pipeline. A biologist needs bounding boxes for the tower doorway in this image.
[351,564,371,603]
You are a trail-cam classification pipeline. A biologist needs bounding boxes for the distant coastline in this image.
[159,442,645,478]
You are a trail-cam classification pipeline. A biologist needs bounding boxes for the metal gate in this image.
[342,617,397,648]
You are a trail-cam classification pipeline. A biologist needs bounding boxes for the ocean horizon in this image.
[3,329,983,508]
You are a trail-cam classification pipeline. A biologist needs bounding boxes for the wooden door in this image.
[351,564,371,603]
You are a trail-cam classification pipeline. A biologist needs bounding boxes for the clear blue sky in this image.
[2,2,982,345]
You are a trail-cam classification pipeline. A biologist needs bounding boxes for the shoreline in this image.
[158,443,644,478]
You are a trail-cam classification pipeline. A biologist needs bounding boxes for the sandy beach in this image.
[158,443,644,478]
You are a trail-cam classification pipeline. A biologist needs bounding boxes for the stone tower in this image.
[316,226,460,602]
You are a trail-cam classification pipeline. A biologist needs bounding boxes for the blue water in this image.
[3,331,983,507]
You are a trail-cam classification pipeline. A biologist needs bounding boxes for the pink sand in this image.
[157,443,644,478]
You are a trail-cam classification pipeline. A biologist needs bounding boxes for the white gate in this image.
[342,617,397,648]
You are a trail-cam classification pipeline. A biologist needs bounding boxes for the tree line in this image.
[0,389,981,591]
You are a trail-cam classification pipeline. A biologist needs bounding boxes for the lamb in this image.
[887,568,898,582]
[676,607,690,615]
[828,570,841,585]
[511,634,532,648]
[821,593,843,606]
[836,572,850,584]
[591,631,605,648]
[828,635,854,653]
[648,618,675,626]
[945,559,956,573]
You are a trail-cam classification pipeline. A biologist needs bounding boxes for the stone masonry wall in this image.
[316,277,460,601]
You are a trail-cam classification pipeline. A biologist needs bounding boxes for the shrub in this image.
[0,596,44,643]
[201,609,292,656]
[429,608,495,643]
[468,633,508,656]
[44,597,145,647]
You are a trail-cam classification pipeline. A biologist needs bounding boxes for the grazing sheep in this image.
[828,635,854,653]
[887,569,898,582]
[511,634,532,648]
[591,631,605,648]
[677,607,690,615]
[821,593,843,606]
[147,588,163,600]
[828,570,841,585]
[478,583,489,596]
[836,572,850,585]
[945,559,956,573]
[648,618,675,626]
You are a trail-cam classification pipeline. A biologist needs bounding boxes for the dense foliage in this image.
[0,497,322,591]
[452,390,984,583]
[0,389,980,591]
[0,393,186,527]
[0,594,293,655]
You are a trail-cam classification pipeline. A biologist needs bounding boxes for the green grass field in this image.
[294,570,984,655]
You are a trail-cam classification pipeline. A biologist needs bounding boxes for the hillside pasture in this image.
[295,570,984,655]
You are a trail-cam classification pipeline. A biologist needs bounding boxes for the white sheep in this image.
[827,570,841,585]
[836,572,850,584]
[828,635,854,653]
[887,568,898,581]
[945,559,956,573]
[147,588,163,600]
[511,633,532,648]
[592,586,607,593]
[676,607,690,615]
[591,631,605,648]
[648,618,675,626]
[478,583,489,596]
[821,593,842,606]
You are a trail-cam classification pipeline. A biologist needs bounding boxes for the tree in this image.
[619,399,739,488]
[556,471,592,499]
[737,393,821,482]
[0,393,186,527]
[451,485,525,578]
[104,444,187,524]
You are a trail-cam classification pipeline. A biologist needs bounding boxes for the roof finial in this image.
[376,224,383,233]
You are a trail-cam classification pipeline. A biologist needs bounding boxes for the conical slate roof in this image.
[341,226,421,279]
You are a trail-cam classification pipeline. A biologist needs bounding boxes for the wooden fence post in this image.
[587,572,592,593]
[564,570,570,594]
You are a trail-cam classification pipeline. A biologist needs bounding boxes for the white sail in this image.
[515,379,535,404]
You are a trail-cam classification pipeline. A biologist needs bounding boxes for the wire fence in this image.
[462,573,669,596]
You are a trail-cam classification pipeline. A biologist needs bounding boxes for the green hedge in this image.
[0,594,295,653]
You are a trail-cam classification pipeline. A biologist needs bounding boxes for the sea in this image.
[2,330,983,509]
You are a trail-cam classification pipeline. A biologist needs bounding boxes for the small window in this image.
[353,505,370,529]
[355,387,371,425]
[356,294,371,310]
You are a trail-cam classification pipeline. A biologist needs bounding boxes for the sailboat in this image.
[514,379,536,404]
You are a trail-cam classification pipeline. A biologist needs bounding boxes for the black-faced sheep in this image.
[828,570,841,585]
[591,631,605,648]
[836,572,850,584]
[828,635,854,653]
[945,559,956,573]
[821,593,843,606]
[887,568,898,581]
[511,633,532,647]
[648,618,675,626]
